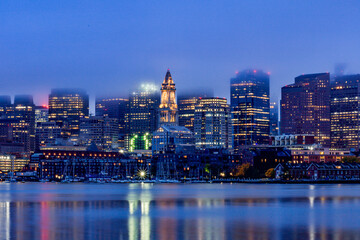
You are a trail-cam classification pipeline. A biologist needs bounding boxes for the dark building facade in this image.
[230,70,270,150]
[153,149,243,180]
[35,150,145,180]
[252,147,291,177]
[95,97,128,148]
[275,162,360,180]
[48,89,89,140]
[80,116,119,151]
[281,73,330,147]
[35,122,61,148]
[0,119,31,156]
[0,96,12,119]
[126,85,160,151]
[331,74,360,150]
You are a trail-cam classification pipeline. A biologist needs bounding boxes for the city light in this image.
[140,83,157,92]
[137,169,148,179]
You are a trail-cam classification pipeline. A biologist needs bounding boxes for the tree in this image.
[265,168,275,178]
[342,156,360,163]
[233,163,251,178]
[204,164,211,174]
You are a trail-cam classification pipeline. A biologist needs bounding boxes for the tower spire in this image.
[163,69,174,85]
[159,69,178,127]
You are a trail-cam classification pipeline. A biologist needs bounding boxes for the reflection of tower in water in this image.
[0,201,10,240]
[127,184,152,240]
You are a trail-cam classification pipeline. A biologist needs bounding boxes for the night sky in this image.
[1,0,360,112]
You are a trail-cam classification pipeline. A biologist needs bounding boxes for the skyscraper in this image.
[0,95,36,154]
[178,89,213,133]
[95,97,128,148]
[230,70,270,150]
[158,69,178,127]
[11,95,36,153]
[331,74,360,150]
[178,97,198,133]
[281,73,330,147]
[126,84,160,151]
[270,101,279,136]
[194,97,232,149]
[48,89,89,140]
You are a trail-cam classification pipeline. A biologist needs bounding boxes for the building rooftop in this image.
[161,125,192,133]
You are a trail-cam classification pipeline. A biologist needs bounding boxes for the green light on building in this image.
[129,133,151,151]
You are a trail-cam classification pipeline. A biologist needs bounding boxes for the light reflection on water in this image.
[1,183,360,239]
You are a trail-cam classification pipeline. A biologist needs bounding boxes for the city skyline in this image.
[0,68,356,113]
[2,2,360,239]
[2,0,360,109]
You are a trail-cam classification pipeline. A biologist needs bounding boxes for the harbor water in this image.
[0,183,360,239]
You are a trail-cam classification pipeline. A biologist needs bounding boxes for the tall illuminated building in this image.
[270,101,279,136]
[126,84,160,151]
[194,97,232,149]
[11,95,36,153]
[178,90,213,133]
[281,73,330,147]
[230,70,270,150]
[0,95,36,154]
[178,97,198,132]
[331,74,360,150]
[158,69,178,127]
[48,89,89,140]
[95,97,128,148]
[0,96,11,119]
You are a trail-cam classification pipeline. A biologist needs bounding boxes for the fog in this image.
[1,0,360,112]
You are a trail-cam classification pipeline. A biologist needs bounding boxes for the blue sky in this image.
[1,0,360,112]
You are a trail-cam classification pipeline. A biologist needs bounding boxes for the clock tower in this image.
[159,69,178,126]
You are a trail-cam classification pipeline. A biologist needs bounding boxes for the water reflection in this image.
[0,201,10,240]
[1,183,360,239]
[126,183,152,240]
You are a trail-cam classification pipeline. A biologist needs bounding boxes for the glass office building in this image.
[281,73,330,147]
[126,84,160,151]
[194,97,232,149]
[331,74,360,150]
[230,69,270,151]
[48,89,89,140]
